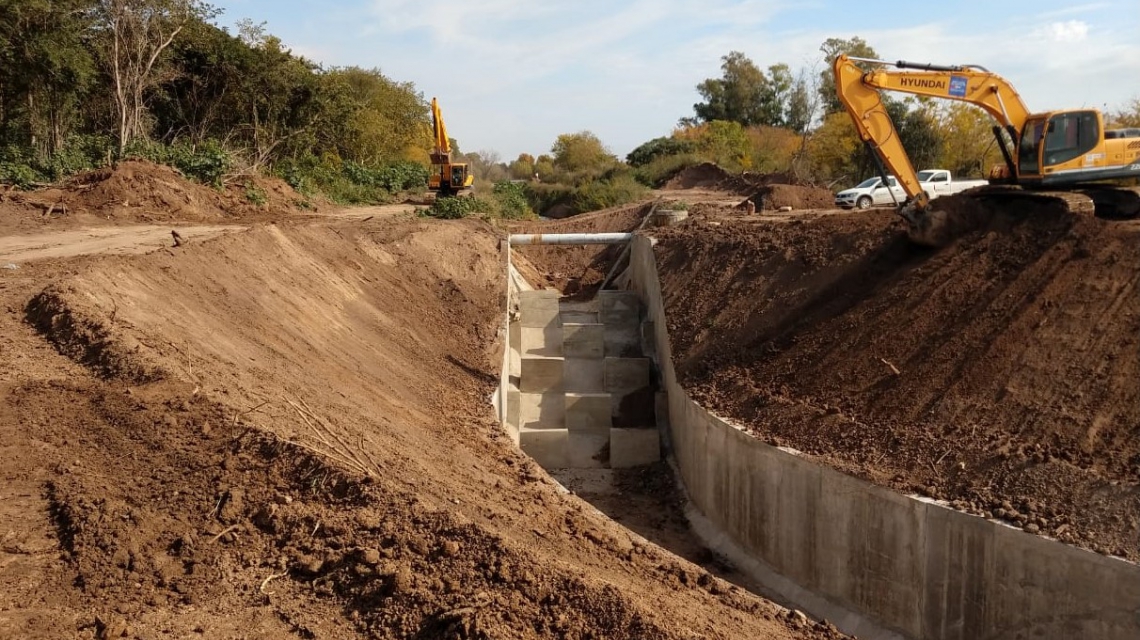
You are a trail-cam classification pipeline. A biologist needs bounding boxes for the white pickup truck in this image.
[835,169,989,209]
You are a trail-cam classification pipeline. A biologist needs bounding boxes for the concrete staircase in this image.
[506,289,660,471]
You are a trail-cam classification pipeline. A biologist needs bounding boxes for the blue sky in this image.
[210,0,1140,161]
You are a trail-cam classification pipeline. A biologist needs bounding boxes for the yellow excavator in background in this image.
[428,97,474,197]
[833,54,1140,245]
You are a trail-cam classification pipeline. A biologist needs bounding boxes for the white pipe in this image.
[509,233,633,245]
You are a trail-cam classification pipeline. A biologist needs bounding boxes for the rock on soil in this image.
[654,203,1140,559]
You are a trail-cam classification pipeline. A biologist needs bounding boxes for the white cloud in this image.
[1040,20,1090,42]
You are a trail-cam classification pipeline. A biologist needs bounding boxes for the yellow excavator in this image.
[833,54,1140,245]
[428,97,474,197]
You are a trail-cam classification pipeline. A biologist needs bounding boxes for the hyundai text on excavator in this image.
[428,97,474,197]
[833,54,1140,245]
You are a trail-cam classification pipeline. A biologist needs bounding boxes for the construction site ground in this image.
[0,161,842,640]
[654,199,1140,561]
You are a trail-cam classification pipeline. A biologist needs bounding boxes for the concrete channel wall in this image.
[628,235,1140,640]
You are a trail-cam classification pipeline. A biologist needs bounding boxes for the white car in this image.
[835,176,906,209]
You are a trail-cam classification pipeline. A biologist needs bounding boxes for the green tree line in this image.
[0,0,433,201]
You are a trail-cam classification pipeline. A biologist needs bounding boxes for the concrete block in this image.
[610,428,660,467]
[654,391,669,430]
[507,389,521,428]
[568,432,609,468]
[520,357,563,393]
[604,323,641,357]
[560,310,599,325]
[520,429,569,468]
[519,291,560,328]
[599,290,641,325]
[604,357,651,394]
[521,326,562,357]
[565,393,612,433]
[519,392,565,429]
[562,323,605,359]
[563,358,605,393]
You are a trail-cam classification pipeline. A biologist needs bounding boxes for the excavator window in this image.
[1043,111,1099,167]
[1019,121,1045,175]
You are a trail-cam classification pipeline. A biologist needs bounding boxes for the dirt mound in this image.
[742,184,835,211]
[506,201,652,295]
[1,218,841,639]
[663,163,734,189]
[664,163,806,195]
[654,206,1140,559]
[0,160,315,235]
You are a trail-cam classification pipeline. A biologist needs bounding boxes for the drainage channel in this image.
[499,231,798,612]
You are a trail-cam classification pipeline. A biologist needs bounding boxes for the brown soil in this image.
[0,170,844,637]
[663,162,804,194]
[0,160,317,236]
[505,201,653,295]
[742,184,835,211]
[654,202,1140,559]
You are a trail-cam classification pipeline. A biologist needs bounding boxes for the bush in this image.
[572,173,648,212]
[491,181,534,220]
[276,156,429,205]
[420,195,494,219]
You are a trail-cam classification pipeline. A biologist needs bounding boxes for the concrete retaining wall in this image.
[629,235,1140,640]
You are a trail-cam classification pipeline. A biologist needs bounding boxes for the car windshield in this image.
[855,178,880,188]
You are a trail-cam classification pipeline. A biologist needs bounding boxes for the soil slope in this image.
[655,203,1140,559]
[1,214,841,638]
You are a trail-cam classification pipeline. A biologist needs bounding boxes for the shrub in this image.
[634,152,701,187]
[491,181,534,220]
[572,173,648,212]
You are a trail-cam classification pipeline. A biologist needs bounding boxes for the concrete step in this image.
[519,392,564,429]
[520,356,563,393]
[519,428,569,469]
[521,326,562,357]
[563,357,605,394]
[599,290,642,325]
[562,323,604,359]
[519,290,560,328]
[565,393,612,433]
[560,310,599,325]
[611,428,660,468]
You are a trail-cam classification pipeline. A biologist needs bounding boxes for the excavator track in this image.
[904,185,1140,247]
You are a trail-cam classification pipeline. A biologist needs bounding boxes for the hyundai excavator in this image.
[833,54,1140,245]
[428,97,474,196]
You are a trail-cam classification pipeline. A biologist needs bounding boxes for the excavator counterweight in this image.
[833,54,1140,245]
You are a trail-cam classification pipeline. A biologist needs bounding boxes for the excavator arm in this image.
[430,97,451,163]
[833,54,1032,212]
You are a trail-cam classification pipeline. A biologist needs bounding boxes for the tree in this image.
[675,120,751,170]
[625,136,696,167]
[508,153,535,180]
[1109,98,1140,128]
[0,0,97,156]
[534,154,555,182]
[691,51,783,127]
[934,103,999,177]
[93,0,219,153]
[805,111,861,184]
[550,131,615,174]
[818,36,879,115]
[890,98,943,174]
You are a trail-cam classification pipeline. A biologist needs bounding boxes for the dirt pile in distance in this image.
[663,162,804,194]
[0,160,314,234]
[654,204,1140,559]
